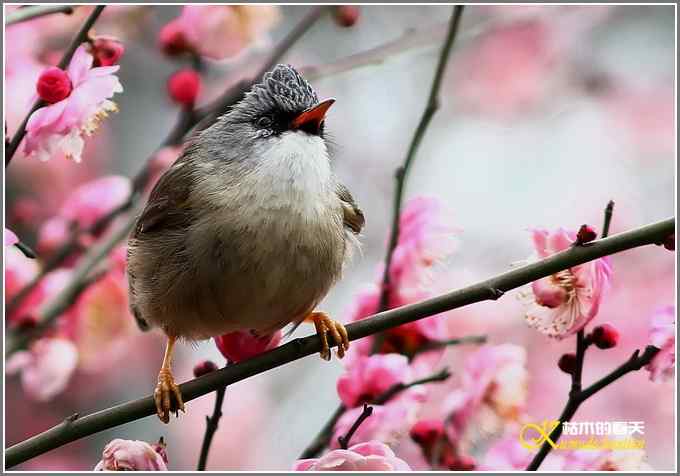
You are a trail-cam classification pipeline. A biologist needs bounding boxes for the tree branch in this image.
[6,5,76,26]
[337,404,373,449]
[5,6,106,166]
[5,215,673,468]
[374,5,465,351]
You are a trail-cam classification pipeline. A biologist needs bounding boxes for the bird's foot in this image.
[154,368,185,424]
[307,311,350,361]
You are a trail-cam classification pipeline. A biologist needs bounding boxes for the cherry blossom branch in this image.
[5,5,106,166]
[337,404,373,449]
[525,200,634,471]
[374,5,465,348]
[196,386,227,471]
[5,7,328,350]
[300,367,452,458]
[5,215,672,468]
[5,5,76,26]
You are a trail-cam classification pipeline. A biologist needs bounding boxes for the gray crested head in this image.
[231,64,319,121]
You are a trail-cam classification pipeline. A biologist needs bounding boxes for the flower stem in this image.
[337,404,373,449]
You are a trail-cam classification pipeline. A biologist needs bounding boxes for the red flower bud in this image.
[590,323,619,349]
[334,6,360,27]
[558,353,577,374]
[576,224,597,245]
[193,360,218,377]
[664,233,675,251]
[167,69,201,106]
[410,419,445,446]
[12,314,38,330]
[214,330,281,363]
[36,67,72,104]
[91,36,125,67]
[159,20,191,56]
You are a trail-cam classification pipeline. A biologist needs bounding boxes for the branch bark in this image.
[5,6,106,166]
[196,386,227,471]
[5,215,673,468]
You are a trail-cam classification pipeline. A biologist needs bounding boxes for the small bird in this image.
[127,64,364,423]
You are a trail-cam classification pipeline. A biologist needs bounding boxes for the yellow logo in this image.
[519,421,646,452]
[519,420,561,450]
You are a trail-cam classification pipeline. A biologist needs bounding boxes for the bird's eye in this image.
[256,116,273,128]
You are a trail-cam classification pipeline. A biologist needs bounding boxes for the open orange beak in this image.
[291,98,335,134]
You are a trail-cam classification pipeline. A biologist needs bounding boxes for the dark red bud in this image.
[91,36,125,67]
[576,224,597,245]
[36,67,72,104]
[167,69,201,106]
[193,360,218,377]
[590,323,619,349]
[410,419,445,446]
[558,353,577,374]
[159,20,191,56]
[334,6,360,27]
[449,454,476,471]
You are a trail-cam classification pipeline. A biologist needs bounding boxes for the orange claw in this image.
[306,311,350,361]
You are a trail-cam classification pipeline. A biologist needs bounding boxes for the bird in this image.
[127,64,365,423]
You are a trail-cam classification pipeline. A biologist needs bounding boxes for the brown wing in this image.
[132,155,194,239]
[336,183,365,235]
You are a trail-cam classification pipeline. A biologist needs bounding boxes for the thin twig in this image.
[5,7,326,352]
[5,6,106,166]
[337,404,373,449]
[5,215,673,468]
[372,368,451,405]
[373,5,465,351]
[412,335,487,356]
[196,386,227,471]
[6,5,75,26]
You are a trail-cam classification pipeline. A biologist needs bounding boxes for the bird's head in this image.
[228,64,334,140]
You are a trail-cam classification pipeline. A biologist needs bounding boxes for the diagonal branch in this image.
[5,215,674,468]
[5,6,106,166]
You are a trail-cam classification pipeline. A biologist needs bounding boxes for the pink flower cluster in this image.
[24,45,123,163]
[348,196,458,357]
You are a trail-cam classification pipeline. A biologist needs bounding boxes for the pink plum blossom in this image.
[646,305,675,382]
[214,330,282,363]
[444,344,528,452]
[5,228,19,246]
[5,246,42,316]
[294,441,411,471]
[524,228,612,338]
[6,337,78,402]
[37,175,131,256]
[337,353,412,407]
[24,45,123,162]
[94,438,168,471]
[177,6,280,60]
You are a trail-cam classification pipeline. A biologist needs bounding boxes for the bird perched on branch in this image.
[127,64,364,423]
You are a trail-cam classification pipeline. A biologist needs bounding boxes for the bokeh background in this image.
[4,4,676,471]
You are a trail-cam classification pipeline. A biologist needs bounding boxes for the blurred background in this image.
[4,4,675,471]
